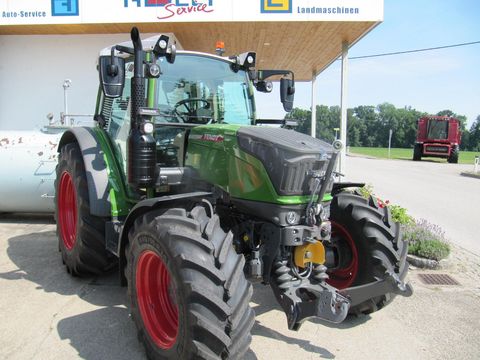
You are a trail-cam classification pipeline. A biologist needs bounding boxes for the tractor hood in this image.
[186,124,335,204]
[236,127,333,196]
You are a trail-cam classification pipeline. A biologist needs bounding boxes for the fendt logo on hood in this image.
[124,0,214,20]
[200,134,224,143]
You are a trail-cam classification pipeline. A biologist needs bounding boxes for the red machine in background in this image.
[413,116,461,163]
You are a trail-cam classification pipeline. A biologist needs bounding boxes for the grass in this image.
[349,146,479,164]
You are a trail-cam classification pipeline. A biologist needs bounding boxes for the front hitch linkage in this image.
[271,262,350,331]
[272,277,350,331]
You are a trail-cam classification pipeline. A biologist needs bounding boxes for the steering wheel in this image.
[174,98,212,123]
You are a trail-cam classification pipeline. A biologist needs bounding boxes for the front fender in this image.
[58,127,111,217]
[117,191,212,286]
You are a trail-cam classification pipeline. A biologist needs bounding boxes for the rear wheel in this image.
[327,191,408,314]
[413,144,422,161]
[126,206,254,359]
[55,142,112,276]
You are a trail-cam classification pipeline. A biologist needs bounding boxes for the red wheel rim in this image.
[136,250,179,349]
[327,221,359,289]
[58,171,77,250]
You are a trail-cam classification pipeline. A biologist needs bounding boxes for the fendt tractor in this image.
[413,115,461,163]
[55,28,412,359]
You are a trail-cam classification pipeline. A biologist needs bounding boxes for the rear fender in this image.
[57,127,111,217]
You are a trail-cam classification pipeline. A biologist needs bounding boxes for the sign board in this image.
[1,0,383,26]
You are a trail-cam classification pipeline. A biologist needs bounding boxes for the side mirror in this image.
[280,77,295,112]
[99,55,125,98]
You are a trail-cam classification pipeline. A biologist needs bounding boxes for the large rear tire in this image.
[328,192,408,315]
[55,142,112,276]
[126,206,254,359]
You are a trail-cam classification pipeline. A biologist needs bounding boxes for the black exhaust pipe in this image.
[127,27,157,189]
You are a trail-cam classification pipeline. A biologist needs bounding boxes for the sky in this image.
[256,0,480,128]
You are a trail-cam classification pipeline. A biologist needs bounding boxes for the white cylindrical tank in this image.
[0,128,64,213]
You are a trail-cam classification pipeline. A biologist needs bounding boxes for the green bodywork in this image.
[94,120,329,219]
[95,52,330,218]
[92,127,135,217]
[186,124,330,205]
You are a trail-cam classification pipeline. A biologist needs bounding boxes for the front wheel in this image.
[448,147,459,163]
[126,206,254,359]
[327,191,408,314]
[413,144,422,161]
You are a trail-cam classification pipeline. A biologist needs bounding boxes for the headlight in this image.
[142,122,154,135]
[286,211,297,225]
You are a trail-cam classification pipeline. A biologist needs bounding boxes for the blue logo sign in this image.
[261,0,292,14]
[51,0,79,16]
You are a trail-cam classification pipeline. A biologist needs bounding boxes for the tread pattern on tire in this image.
[126,206,254,360]
[413,144,422,161]
[330,191,408,315]
[55,142,112,276]
[448,147,459,163]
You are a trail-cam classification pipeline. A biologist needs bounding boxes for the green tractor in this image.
[55,28,412,359]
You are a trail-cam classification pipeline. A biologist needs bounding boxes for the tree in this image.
[315,105,340,142]
[285,105,476,150]
[396,106,425,148]
[285,107,311,135]
[286,105,341,143]
[352,105,378,147]
[468,115,480,151]
[347,111,362,146]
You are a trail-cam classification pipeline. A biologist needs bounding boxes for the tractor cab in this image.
[96,29,295,193]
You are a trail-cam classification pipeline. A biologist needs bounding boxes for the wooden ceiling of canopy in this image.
[1,21,377,80]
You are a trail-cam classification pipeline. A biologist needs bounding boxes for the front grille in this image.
[279,157,327,194]
[425,145,449,153]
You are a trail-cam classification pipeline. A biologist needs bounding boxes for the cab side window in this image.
[105,61,134,138]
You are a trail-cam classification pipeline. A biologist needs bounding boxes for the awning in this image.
[0,0,383,80]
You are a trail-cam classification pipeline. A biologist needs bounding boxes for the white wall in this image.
[0,33,134,130]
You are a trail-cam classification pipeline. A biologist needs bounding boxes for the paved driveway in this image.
[1,158,479,359]
[345,155,480,256]
[1,214,480,360]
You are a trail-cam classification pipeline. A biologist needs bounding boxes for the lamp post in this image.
[62,79,72,124]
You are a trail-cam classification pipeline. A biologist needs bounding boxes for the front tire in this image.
[413,144,422,161]
[327,192,408,315]
[126,206,254,359]
[448,147,459,163]
[55,142,112,276]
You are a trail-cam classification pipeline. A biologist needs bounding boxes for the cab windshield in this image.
[153,53,255,125]
[427,119,449,140]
